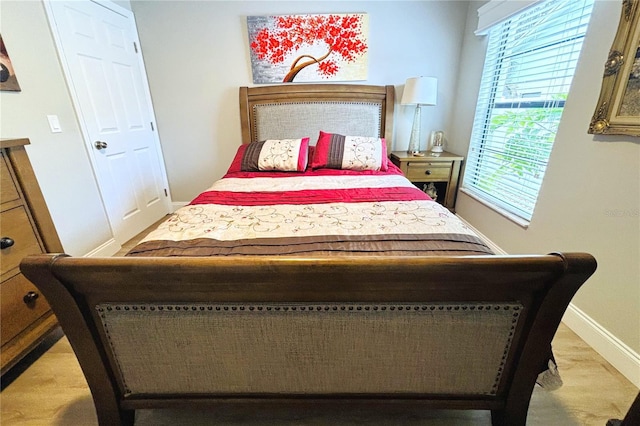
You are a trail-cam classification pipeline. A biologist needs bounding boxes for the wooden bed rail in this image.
[20,252,596,426]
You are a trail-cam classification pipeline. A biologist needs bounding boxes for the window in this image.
[462,0,594,225]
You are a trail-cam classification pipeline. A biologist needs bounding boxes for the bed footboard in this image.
[20,253,596,426]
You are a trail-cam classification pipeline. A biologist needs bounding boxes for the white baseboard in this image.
[562,304,640,388]
[83,238,120,258]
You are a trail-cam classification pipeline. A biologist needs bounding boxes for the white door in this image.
[45,0,170,245]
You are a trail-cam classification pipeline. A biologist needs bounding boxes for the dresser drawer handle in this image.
[23,291,40,305]
[424,170,432,175]
[0,237,15,249]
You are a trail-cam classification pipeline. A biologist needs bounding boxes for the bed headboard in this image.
[239,84,395,153]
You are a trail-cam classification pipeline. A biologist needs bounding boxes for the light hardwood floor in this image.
[1,218,638,425]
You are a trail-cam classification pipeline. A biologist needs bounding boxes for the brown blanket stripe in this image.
[327,133,346,169]
[127,233,494,257]
[241,140,266,171]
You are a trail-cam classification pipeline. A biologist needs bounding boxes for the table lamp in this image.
[401,76,437,155]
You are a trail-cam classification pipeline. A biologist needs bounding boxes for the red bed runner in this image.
[189,187,431,206]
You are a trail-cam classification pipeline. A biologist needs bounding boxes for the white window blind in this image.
[462,0,594,224]
[475,0,541,35]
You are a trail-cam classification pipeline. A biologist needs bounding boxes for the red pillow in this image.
[311,131,388,171]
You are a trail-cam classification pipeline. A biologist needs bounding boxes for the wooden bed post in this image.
[20,255,135,426]
[491,252,597,426]
[238,86,251,143]
[383,84,395,151]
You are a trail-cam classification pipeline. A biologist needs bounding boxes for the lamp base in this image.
[407,105,422,155]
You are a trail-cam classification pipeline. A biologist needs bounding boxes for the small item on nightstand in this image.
[430,130,445,154]
[412,152,425,157]
[423,182,438,201]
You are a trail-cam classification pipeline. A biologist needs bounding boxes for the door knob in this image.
[95,141,108,150]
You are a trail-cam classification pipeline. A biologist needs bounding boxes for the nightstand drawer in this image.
[406,162,452,181]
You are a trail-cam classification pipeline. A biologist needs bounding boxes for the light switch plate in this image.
[47,115,62,133]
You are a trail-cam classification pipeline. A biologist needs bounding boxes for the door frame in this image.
[43,0,172,246]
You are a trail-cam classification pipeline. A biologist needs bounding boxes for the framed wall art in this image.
[247,13,369,84]
[0,34,21,92]
[589,0,640,136]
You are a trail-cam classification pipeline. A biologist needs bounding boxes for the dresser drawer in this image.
[406,162,452,181]
[1,154,20,205]
[0,206,43,278]
[1,273,51,346]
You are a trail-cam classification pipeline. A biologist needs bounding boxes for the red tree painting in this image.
[248,14,368,83]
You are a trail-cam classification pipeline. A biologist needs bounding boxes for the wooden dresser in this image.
[1,138,63,375]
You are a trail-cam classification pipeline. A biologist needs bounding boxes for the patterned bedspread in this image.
[127,164,493,257]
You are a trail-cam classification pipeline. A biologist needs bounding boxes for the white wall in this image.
[451,0,640,384]
[130,0,470,202]
[0,0,113,256]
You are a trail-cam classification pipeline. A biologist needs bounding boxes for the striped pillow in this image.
[311,131,388,171]
[240,138,310,172]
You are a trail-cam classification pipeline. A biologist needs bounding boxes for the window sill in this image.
[459,188,530,229]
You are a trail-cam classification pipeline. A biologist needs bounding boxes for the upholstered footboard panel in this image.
[97,302,522,397]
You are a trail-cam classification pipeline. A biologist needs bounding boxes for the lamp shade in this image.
[401,76,437,106]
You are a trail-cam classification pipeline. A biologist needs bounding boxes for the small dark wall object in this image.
[0,34,21,91]
[0,63,9,82]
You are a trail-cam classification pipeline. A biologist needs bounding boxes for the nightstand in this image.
[390,151,464,211]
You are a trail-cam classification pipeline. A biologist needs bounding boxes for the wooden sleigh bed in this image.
[20,84,596,426]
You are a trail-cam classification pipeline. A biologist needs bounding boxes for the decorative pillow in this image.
[240,138,310,172]
[311,131,388,171]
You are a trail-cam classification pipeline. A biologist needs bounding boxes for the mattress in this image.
[127,163,493,257]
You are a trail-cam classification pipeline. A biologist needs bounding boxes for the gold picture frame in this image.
[589,0,640,136]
